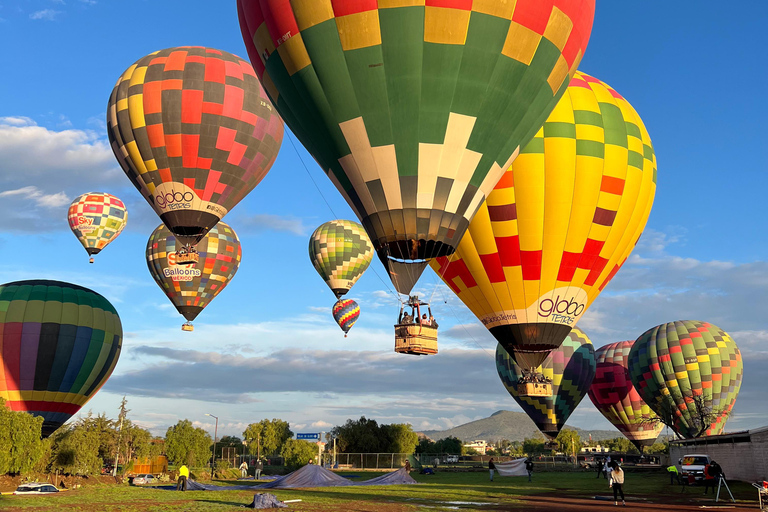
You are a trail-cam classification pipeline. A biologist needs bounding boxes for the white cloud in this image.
[30,9,60,20]
[0,186,69,208]
[0,117,125,232]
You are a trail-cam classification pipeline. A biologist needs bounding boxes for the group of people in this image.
[666,461,724,494]
[238,458,265,479]
[518,372,553,384]
[400,312,438,327]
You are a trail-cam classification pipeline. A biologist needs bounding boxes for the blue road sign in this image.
[297,433,319,440]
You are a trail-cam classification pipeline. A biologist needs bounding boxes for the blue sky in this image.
[1,1,767,440]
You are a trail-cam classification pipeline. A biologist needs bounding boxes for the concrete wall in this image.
[670,431,767,483]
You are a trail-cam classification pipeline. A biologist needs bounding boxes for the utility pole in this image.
[205,413,219,479]
[113,397,128,477]
[257,432,260,460]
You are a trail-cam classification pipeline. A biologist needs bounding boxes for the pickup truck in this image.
[679,454,711,482]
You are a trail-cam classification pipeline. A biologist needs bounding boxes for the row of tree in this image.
[1,400,668,477]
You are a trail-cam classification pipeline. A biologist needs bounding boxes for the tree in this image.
[435,436,463,455]
[281,439,318,469]
[381,424,419,454]
[331,417,386,453]
[556,428,581,459]
[0,398,46,475]
[649,390,728,439]
[50,419,102,475]
[644,441,669,455]
[523,438,546,455]
[165,419,212,467]
[604,437,638,454]
[243,419,293,457]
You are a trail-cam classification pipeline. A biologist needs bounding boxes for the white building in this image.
[463,440,488,455]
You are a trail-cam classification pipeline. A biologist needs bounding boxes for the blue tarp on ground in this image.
[153,465,417,491]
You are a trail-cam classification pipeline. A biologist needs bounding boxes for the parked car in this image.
[445,455,459,463]
[14,483,60,495]
[679,454,711,482]
[131,474,157,485]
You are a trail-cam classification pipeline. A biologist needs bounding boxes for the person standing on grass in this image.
[666,464,680,485]
[176,464,189,491]
[525,457,533,482]
[255,458,264,480]
[608,461,625,506]
[488,457,496,481]
[239,460,249,478]
[597,459,604,479]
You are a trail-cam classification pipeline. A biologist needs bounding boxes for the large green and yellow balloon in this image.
[0,280,122,437]
[496,327,595,438]
[238,0,596,294]
[309,220,374,299]
[628,321,743,439]
[433,72,657,370]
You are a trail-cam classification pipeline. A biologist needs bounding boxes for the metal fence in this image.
[320,453,411,469]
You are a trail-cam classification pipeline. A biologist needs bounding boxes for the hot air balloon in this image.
[588,341,663,452]
[496,327,595,439]
[107,47,283,259]
[309,220,374,299]
[628,321,743,439]
[332,298,359,337]
[432,72,657,381]
[67,192,127,263]
[238,1,596,295]
[0,280,122,437]
[146,222,241,331]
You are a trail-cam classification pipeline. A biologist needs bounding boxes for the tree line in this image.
[0,401,668,477]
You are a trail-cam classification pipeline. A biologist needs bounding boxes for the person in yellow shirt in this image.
[666,464,680,485]
[176,464,189,491]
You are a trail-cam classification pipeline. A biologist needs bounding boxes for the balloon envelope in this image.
[309,220,374,299]
[0,280,122,437]
[433,72,657,370]
[107,47,283,247]
[146,222,241,322]
[238,1,596,293]
[67,192,127,259]
[496,327,595,438]
[332,298,360,336]
[628,320,743,439]
[588,341,663,451]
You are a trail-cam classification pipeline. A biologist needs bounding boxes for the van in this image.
[679,454,711,482]
[445,455,459,463]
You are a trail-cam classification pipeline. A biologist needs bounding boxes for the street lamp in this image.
[205,413,219,479]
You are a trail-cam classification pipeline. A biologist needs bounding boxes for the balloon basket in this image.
[89,258,94,264]
[181,322,194,332]
[176,252,199,264]
[394,324,438,355]
[517,382,552,397]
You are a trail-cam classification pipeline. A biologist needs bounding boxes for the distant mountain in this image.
[420,410,619,443]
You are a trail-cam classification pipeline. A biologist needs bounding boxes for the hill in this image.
[420,410,619,443]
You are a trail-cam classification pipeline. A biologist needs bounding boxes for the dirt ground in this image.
[516,493,757,511]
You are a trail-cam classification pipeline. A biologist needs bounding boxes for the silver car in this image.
[131,474,158,485]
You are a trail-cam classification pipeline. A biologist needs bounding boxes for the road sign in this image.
[297,433,319,440]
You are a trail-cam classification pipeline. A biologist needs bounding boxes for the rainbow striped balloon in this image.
[332,299,360,337]
[0,280,122,437]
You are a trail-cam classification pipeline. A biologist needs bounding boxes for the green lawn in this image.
[0,469,760,511]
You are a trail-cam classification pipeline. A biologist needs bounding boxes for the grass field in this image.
[0,469,761,511]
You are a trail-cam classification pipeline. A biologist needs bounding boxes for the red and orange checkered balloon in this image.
[108,47,283,248]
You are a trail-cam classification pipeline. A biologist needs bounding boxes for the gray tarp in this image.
[256,465,417,489]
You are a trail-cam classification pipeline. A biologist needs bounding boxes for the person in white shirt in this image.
[609,461,625,506]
